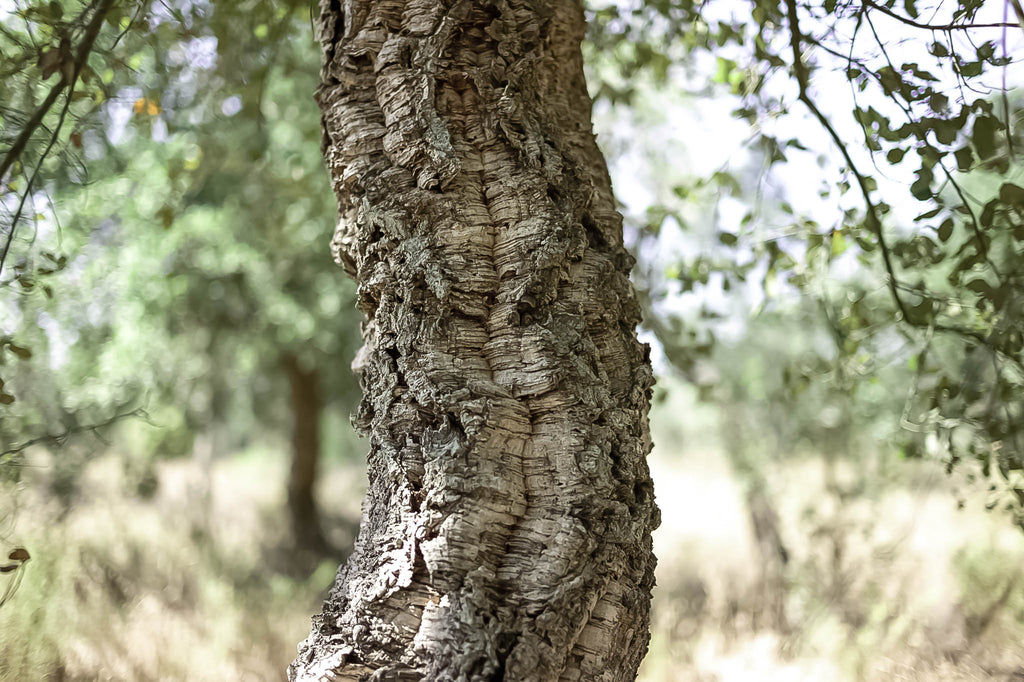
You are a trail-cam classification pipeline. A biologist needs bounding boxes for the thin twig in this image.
[0,80,66,184]
[0,406,149,460]
[0,93,73,275]
[862,0,1018,31]
[785,0,910,324]
[784,0,1024,377]
[0,0,117,276]
[861,12,992,268]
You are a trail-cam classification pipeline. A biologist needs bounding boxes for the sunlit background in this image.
[2,1,1024,680]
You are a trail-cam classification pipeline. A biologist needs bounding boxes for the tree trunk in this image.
[291,2,659,680]
[283,352,325,549]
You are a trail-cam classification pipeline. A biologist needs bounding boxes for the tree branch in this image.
[0,406,149,461]
[0,0,116,183]
[0,90,74,276]
[784,0,911,323]
[0,0,116,276]
[785,0,1024,375]
[861,0,1019,31]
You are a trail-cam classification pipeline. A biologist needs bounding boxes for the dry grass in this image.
[0,446,361,681]
[2,397,1024,681]
[638,388,1024,681]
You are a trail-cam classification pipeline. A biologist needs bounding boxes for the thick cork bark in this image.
[290,1,659,680]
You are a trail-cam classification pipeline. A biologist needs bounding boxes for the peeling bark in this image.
[291,2,658,680]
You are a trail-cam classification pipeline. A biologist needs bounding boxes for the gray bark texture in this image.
[290,1,659,680]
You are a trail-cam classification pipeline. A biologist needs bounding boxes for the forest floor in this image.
[2,393,1024,680]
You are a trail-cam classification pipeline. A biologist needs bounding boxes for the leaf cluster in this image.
[597,0,1024,525]
[1,0,361,460]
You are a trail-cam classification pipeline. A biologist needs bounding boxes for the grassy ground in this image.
[2,391,1024,680]
[0,446,361,681]
[641,386,1024,681]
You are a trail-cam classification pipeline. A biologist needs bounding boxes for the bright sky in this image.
[593,1,1024,362]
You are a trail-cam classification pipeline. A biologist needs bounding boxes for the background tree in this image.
[588,0,1024,528]
[1,0,136,428]
[1,0,362,548]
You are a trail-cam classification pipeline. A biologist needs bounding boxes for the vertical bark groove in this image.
[292,2,658,680]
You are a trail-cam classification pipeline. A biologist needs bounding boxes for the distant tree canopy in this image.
[2,0,1024,523]
[1,1,360,466]
[589,0,1024,524]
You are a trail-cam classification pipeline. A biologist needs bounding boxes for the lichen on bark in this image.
[290,1,659,680]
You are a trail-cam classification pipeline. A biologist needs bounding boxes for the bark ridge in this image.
[291,2,659,680]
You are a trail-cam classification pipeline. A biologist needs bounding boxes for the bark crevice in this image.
[292,2,658,681]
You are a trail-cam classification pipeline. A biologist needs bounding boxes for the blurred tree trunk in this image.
[282,352,324,549]
[637,291,792,632]
[719,406,791,633]
[290,1,659,681]
[745,482,790,632]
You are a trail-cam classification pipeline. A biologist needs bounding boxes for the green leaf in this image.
[831,231,847,257]
[856,235,876,251]
[902,62,938,81]
[910,167,933,201]
[959,59,983,77]
[932,122,958,146]
[878,67,902,95]
[980,199,997,227]
[972,115,998,158]
[6,344,31,360]
[711,171,741,195]
[954,146,973,172]
[713,57,736,84]
[928,93,948,112]
[937,218,954,242]
[998,183,1024,207]
[976,41,996,61]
